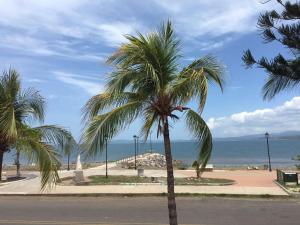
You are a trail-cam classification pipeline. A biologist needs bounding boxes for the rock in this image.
[119,153,167,169]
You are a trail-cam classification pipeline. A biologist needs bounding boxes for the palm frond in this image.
[140,109,159,142]
[185,109,212,174]
[82,92,138,121]
[15,87,45,123]
[172,55,225,113]
[34,125,77,152]
[15,126,61,190]
[0,103,17,140]
[0,69,21,140]
[82,101,143,158]
[106,21,180,94]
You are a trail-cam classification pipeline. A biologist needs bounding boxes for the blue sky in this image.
[1,0,299,140]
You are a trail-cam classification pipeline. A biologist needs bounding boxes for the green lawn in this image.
[87,175,234,186]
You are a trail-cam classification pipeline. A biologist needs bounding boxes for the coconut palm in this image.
[0,69,75,189]
[192,160,201,178]
[82,21,225,225]
[62,136,77,171]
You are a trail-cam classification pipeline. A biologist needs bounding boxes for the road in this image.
[0,196,299,225]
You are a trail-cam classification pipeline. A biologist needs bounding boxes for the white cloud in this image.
[154,0,274,38]
[24,78,45,83]
[207,96,300,137]
[53,71,104,95]
[0,0,140,60]
[0,33,106,62]
[0,0,276,60]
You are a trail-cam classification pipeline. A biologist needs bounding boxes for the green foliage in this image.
[242,0,300,100]
[0,69,76,189]
[82,21,225,172]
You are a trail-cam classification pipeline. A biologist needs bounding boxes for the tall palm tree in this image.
[0,69,75,189]
[82,21,225,225]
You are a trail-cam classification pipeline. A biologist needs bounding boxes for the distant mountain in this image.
[215,131,300,141]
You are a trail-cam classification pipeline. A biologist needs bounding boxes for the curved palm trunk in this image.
[0,150,3,181]
[67,153,70,171]
[163,119,178,225]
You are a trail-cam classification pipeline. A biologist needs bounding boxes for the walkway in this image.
[0,166,288,196]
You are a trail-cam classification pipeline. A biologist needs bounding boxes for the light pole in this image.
[133,135,137,170]
[149,130,153,153]
[105,136,108,178]
[137,136,139,155]
[265,132,272,172]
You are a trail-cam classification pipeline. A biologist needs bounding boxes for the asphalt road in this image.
[0,196,299,225]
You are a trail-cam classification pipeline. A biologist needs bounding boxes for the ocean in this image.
[3,139,300,168]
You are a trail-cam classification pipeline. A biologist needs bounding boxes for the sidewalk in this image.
[0,165,289,196]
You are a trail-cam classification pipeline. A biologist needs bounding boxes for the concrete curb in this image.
[0,192,291,198]
[0,174,37,186]
[274,181,300,198]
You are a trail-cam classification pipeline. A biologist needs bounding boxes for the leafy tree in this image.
[0,69,75,189]
[242,0,300,99]
[82,21,225,225]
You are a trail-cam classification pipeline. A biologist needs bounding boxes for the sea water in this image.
[3,139,300,168]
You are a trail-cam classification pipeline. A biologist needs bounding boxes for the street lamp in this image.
[137,136,139,155]
[105,136,108,178]
[265,132,272,172]
[133,135,137,170]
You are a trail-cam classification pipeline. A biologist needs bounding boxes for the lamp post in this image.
[265,132,272,172]
[105,136,108,178]
[133,135,137,170]
[149,130,153,153]
[137,136,139,155]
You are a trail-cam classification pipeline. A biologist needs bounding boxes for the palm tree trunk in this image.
[163,119,178,225]
[16,151,21,177]
[0,150,3,181]
[67,153,70,171]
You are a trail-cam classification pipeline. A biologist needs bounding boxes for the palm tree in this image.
[192,160,201,178]
[14,149,21,177]
[82,21,225,225]
[0,69,75,188]
[63,136,77,171]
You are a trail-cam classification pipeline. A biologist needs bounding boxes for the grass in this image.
[87,175,234,186]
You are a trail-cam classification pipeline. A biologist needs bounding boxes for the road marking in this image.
[0,220,201,225]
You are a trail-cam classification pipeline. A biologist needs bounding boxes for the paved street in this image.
[0,196,299,225]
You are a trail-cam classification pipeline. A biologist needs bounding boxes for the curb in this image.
[0,174,37,186]
[0,192,290,198]
[274,181,300,198]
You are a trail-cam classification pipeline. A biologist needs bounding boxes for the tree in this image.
[63,136,77,171]
[14,148,21,177]
[0,69,75,189]
[242,0,300,99]
[82,21,225,225]
[192,160,201,178]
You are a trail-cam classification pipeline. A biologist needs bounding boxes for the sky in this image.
[0,0,298,140]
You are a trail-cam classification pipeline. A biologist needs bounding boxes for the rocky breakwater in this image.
[118,152,167,169]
